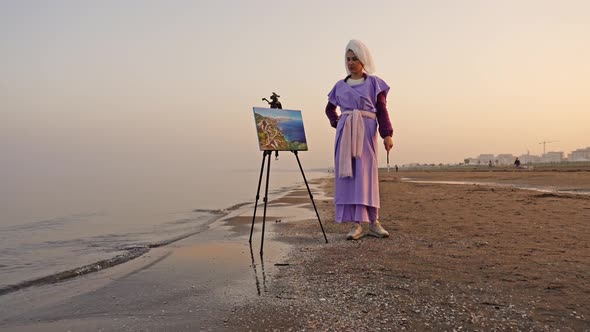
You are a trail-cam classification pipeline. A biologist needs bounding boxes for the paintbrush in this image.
[387,150,390,173]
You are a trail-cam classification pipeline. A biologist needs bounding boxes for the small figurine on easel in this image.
[262,92,282,109]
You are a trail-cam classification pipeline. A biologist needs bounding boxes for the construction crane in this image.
[538,140,558,155]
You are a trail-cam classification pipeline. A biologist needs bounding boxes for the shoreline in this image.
[0,179,314,298]
[0,181,327,331]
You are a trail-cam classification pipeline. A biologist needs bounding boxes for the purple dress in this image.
[327,75,391,223]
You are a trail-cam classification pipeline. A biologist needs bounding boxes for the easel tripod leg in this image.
[293,151,328,243]
[249,151,268,243]
[260,150,272,256]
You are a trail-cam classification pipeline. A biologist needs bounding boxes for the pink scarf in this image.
[338,110,376,178]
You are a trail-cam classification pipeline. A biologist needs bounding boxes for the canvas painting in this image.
[253,107,308,151]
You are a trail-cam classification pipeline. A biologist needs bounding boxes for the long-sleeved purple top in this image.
[325,75,393,138]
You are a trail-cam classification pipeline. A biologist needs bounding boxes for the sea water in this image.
[278,119,307,143]
[0,167,328,291]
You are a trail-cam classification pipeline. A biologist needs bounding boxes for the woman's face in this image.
[346,50,364,76]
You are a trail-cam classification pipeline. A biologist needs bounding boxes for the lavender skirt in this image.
[336,204,378,224]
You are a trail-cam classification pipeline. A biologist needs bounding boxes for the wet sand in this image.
[0,188,323,331]
[401,169,590,193]
[227,170,590,331]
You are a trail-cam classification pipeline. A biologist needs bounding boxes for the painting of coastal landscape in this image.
[253,107,308,151]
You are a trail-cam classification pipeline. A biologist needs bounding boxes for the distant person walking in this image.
[325,39,394,240]
[514,157,521,169]
[395,164,399,173]
[488,160,493,171]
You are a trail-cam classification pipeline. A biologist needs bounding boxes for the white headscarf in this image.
[345,39,375,75]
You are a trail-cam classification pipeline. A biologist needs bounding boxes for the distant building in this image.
[496,154,515,165]
[568,147,590,161]
[465,146,590,166]
[519,154,541,164]
[477,154,495,164]
[541,151,564,163]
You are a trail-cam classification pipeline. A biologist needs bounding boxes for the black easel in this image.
[248,149,328,256]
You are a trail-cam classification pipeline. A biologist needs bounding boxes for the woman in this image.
[325,39,394,240]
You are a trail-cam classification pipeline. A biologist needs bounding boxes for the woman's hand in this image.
[383,136,393,151]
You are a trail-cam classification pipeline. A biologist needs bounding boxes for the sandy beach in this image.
[227,170,590,331]
[1,170,589,331]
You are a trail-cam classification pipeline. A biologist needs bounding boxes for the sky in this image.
[1,0,589,182]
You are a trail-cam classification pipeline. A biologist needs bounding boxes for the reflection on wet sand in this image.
[174,241,245,263]
[401,178,590,195]
[249,244,267,296]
